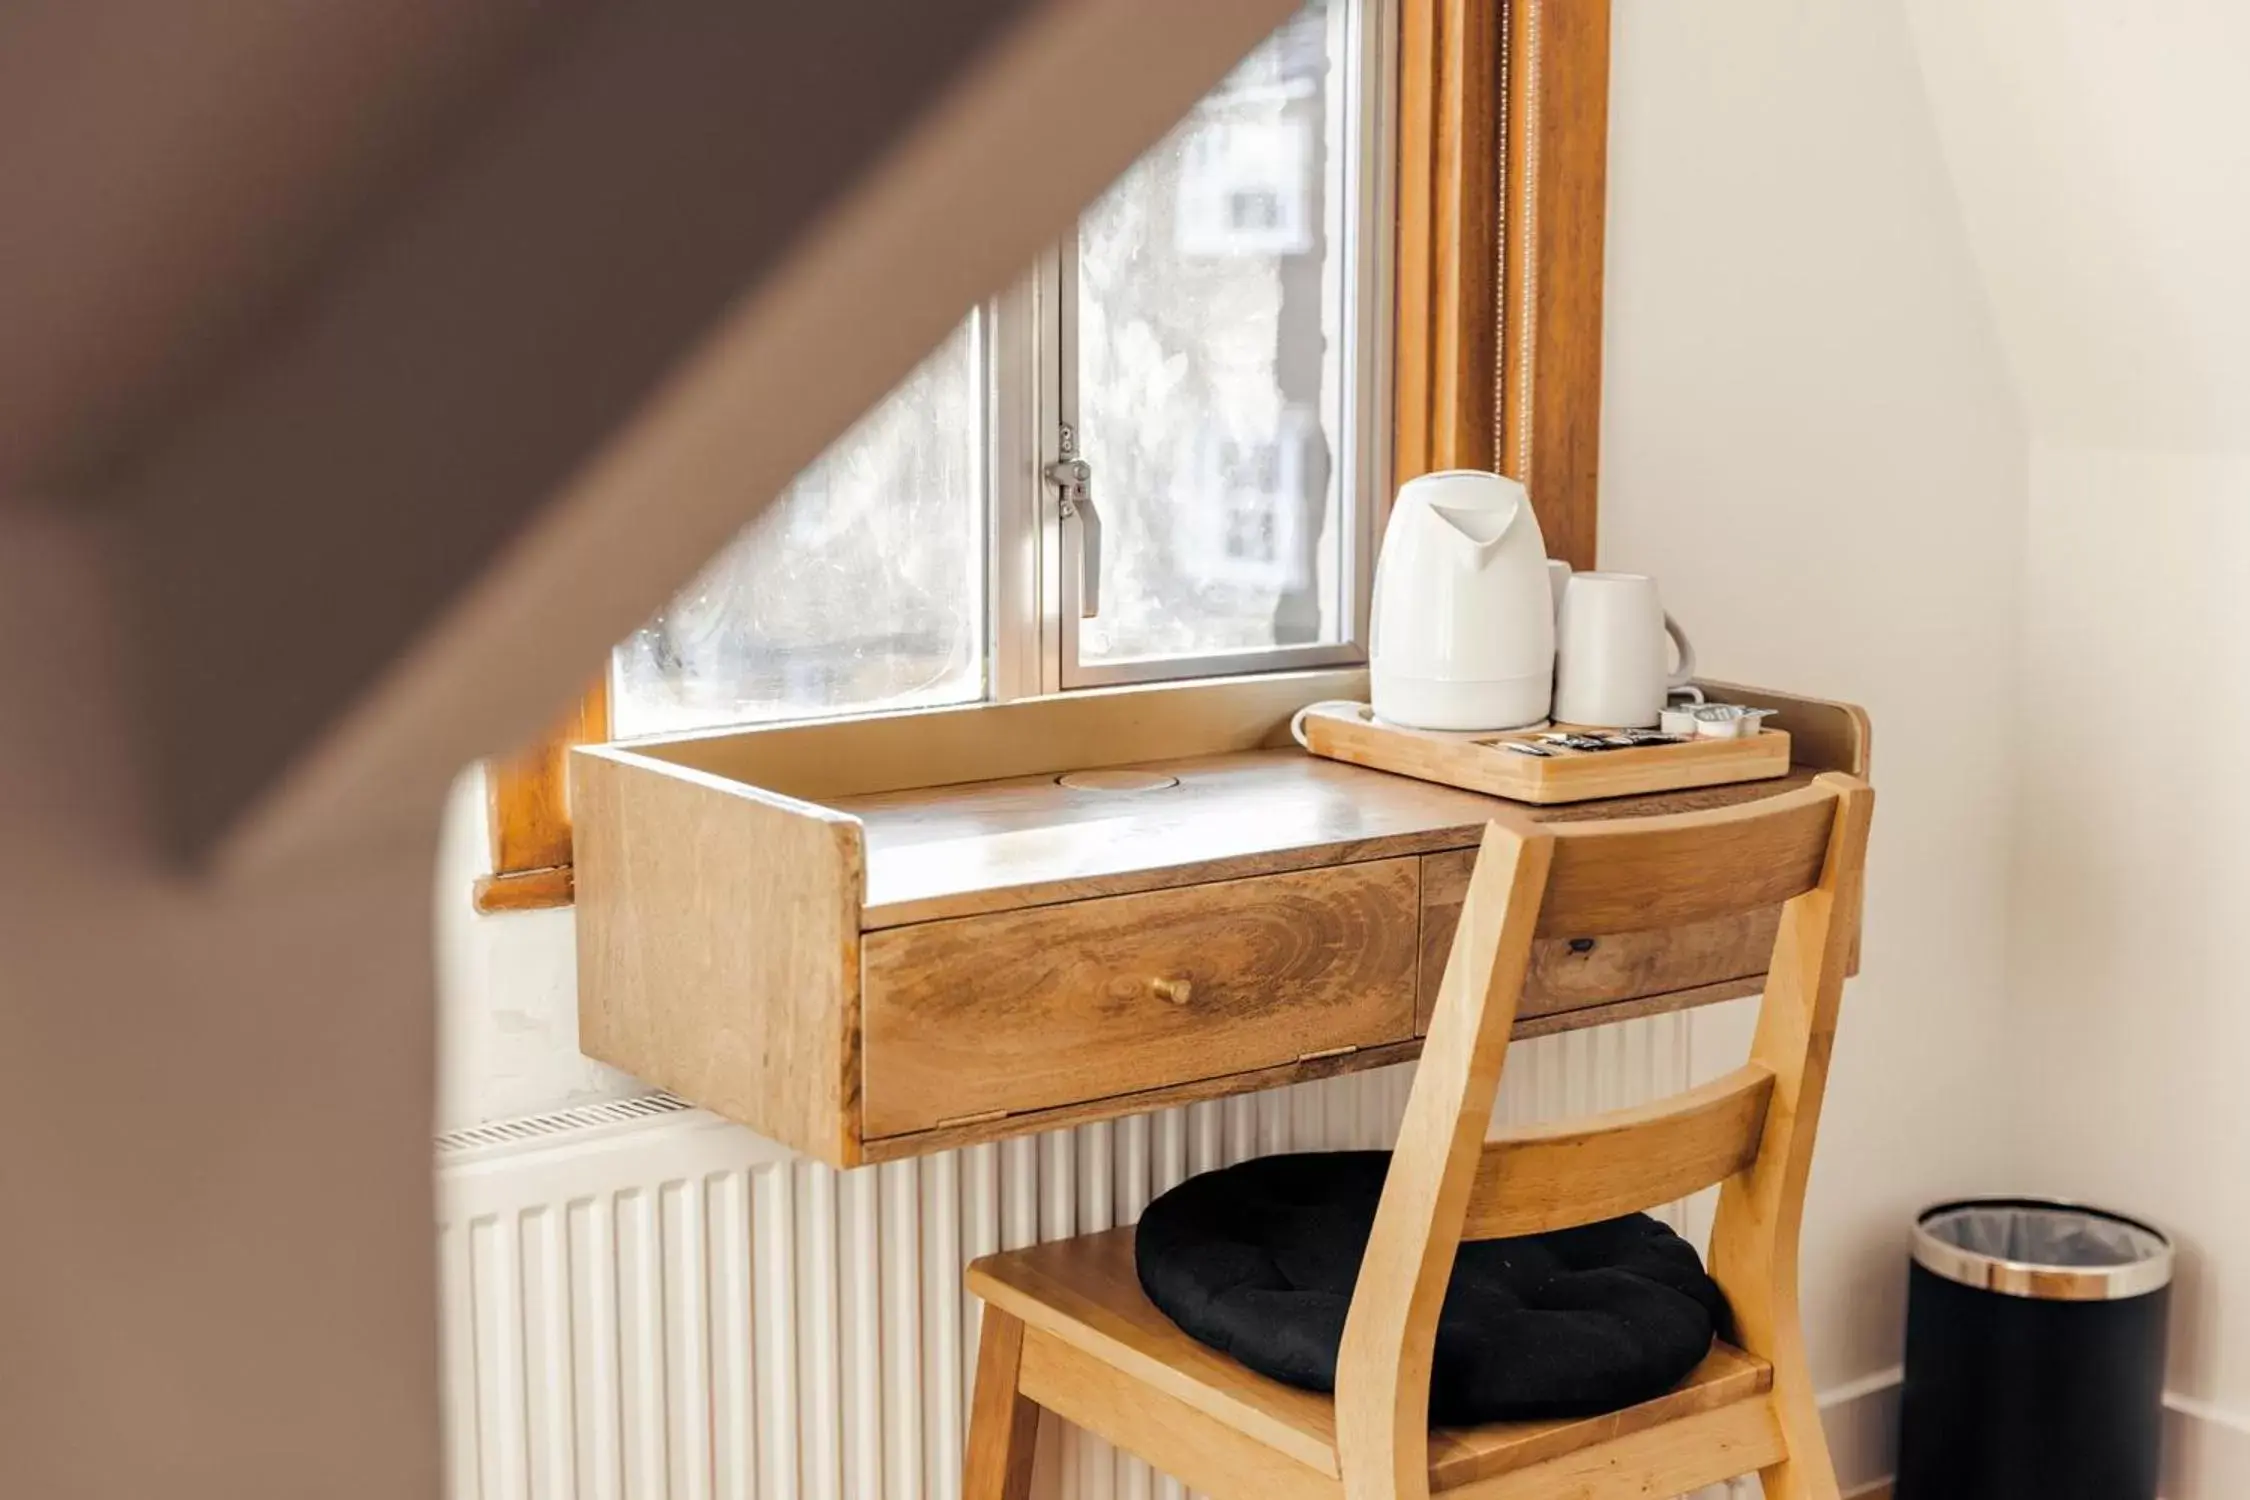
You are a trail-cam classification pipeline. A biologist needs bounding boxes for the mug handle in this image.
[1664,613,1698,690]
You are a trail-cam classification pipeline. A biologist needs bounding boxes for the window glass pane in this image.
[610,316,985,738]
[1076,0,1357,665]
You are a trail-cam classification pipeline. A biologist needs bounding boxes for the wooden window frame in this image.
[478,0,1611,914]
[1393,0,1610,567]
[472,678,607,913]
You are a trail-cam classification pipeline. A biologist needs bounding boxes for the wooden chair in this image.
[961,772,1874,1500]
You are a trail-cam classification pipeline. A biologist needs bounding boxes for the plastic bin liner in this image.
[1918,1202,2168,1277]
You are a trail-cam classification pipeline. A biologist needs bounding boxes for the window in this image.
[608,0,1388,738]
[609,317,990,738]
[1066,0,1377,683]
[475,0,1617,913]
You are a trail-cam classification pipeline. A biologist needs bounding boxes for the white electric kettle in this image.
[1369,469,1555,730]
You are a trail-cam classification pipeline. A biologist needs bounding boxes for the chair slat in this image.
[1536,786,1836,937]
[1425,1343,1772,1491]
[1463,1064,1776,1240]
[1438,1396,1787,1500]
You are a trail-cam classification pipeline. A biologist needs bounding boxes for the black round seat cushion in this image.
[1134,1152,1730,1425]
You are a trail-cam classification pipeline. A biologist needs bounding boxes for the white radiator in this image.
[437,1015,1722,1500]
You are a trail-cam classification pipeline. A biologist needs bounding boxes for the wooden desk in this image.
[572,675,1867,1168]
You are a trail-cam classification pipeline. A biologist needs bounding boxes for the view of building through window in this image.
[611,319,985,738]
[610,0,1362,739]
[1077,0,1350,663]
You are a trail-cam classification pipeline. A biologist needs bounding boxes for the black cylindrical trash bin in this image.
[1896,1198,2173,1500]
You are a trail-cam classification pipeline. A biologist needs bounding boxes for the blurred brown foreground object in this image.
[0,1,1306,1496]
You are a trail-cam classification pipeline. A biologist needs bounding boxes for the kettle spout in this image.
[1428,495,1519,550]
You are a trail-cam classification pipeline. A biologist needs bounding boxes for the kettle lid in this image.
[1402,468,1528,506]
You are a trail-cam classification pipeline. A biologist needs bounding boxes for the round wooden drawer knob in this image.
[1150,977,1194,1006]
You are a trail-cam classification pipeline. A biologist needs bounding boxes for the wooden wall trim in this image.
[473,678,607,913]
[1393,0,1502,486]
[1498,0,1611,570]
[1395,0,1611,569]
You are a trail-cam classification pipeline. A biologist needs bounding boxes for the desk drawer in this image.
[1417,849,1779,1030]
[861,858,1421,1139]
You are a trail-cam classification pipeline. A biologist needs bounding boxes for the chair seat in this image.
[969,1225,1775,1492]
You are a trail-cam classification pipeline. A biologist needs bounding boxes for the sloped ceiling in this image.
[0,0,1301,868]
[0,1,555,495]
[1903,0,2250,451]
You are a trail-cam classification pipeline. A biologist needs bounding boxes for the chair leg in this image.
[964,1308,1041,1500]
[1755,1365,1842,1500]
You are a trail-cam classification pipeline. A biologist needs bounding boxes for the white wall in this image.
[1902,0,2250,453]
[434,767,643,1134]
[1601,0,2027,1408]
[2009,445,2250,1409]
[2001,448,2250,1500]
[1901,5,2250,1491]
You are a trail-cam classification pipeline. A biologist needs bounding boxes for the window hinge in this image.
[935,1107,1012,1130]
[1296,1044,1360,1064]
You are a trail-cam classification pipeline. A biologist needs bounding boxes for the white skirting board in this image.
[1768,1375,2250,1500]
[1817,1369,1901,1499]
[434,1012,1871,1500]
[2163,1394,2250,1500]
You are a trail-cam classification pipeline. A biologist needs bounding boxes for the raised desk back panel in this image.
[625,670,1347,802]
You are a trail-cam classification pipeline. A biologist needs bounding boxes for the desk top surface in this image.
[836,748,1819,928]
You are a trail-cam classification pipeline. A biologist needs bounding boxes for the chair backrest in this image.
[1332,773,1873,1496]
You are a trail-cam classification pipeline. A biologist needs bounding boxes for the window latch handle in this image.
[1045,454,1101,618]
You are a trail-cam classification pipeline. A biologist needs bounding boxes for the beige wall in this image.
[2008,445,2250,1396]
[2004,445,2250,1498]
[434,767,642,1133]
[1902,0,2250,454]
[1602,0,2026,1408]
[1903,4,2250,1492]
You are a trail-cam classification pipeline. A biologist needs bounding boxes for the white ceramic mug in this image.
[1553,572,1696,728]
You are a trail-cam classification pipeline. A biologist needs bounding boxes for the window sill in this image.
[473,865,574,915]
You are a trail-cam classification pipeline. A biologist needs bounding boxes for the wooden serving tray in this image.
[1297,703,1792,804]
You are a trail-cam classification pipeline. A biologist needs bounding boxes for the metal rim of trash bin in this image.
[1911,1197,2173,1303]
